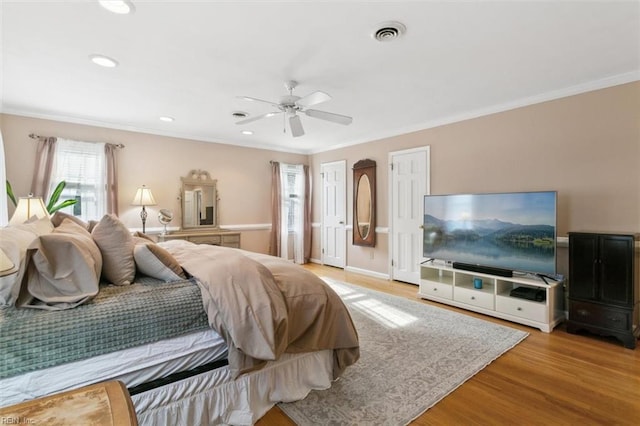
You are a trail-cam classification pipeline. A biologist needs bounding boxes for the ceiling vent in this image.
[372,21,406,42]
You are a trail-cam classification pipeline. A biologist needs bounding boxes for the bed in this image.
[0,213,360,425]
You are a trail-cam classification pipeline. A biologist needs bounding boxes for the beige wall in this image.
[0,114,307,254]
[2,82,638,274]
[311,81,640,276]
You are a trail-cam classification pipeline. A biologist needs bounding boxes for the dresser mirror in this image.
[353,159,376,247]
[181,170,218,229]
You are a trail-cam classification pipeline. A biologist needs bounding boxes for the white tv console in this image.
[419,262,564,332]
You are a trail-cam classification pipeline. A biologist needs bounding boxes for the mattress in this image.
[0,329,226,407]
[0,276,209,380]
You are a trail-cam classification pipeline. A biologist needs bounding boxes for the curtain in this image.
[268,161,281,257]
[0,130,7,226]
[303,165,312,263]
[270,162,310,264]
[30,136,57,199]
[105,143,119,214]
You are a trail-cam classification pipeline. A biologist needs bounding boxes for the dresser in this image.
[158,229,241,248]
[567,232,639,349]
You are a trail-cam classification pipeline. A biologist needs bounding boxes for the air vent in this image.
[372,21,406,42]
[232,111,248,119]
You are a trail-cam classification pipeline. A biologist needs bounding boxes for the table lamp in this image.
[131,185,156,233]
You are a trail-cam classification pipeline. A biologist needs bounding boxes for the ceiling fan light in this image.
[98,0,135,15]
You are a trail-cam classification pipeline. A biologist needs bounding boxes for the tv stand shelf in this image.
[419,263,564,332]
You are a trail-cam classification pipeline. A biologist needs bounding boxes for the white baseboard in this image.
[310,259,390,280]
[345,266,390,280]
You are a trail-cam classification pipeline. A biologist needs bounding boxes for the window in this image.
[279,163,305,263]
[48,139,107,221]
[283,165,303,232]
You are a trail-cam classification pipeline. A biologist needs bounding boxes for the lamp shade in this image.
[9,196,50,225]
[131,185,157,206]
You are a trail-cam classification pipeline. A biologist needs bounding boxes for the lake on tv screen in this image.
[424,237,556,275]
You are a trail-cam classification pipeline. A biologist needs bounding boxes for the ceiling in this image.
[2,1,639,154]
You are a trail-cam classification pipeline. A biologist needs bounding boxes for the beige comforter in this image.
[164,241,359,379]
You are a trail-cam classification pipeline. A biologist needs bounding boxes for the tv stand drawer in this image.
[419,281,453,300]
[496,295,547,323]
[454,287,494,310]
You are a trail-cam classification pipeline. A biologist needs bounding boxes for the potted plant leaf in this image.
[6,180,77,214]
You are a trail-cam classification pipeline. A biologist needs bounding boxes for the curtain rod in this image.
[28,133,125,149]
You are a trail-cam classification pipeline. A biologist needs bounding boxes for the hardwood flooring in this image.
[257,264,640,425]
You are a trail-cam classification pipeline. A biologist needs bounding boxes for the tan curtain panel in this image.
[269,161,281,257]
[104,143,119,215]
[30,137,57,199]
[303,165,312,263]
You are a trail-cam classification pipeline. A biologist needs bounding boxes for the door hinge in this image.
[391,259,394,267]
[390,163,394,171]
[322,248,325,254]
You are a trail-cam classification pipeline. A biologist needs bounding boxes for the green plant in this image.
[6,180,77,214]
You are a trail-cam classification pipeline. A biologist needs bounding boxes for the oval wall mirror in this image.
[353,159,376,246]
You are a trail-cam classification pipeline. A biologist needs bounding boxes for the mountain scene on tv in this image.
[423,214,556,275]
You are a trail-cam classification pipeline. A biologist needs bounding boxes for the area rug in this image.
[279,278,528,425]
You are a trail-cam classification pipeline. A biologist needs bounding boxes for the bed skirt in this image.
[133,349,334,426]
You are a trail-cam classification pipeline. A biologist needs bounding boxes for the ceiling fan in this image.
[236,81,353,137]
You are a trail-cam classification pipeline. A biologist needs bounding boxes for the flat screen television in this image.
[423,191,557,276]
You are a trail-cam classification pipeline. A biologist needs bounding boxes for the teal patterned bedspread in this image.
[0,276,209,379]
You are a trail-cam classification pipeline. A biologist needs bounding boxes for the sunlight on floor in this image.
[323,278,418,329]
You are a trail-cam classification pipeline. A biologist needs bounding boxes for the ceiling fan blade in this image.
[237,96,281,109]
[296,91,331,108]
[304,109,353,125]
[289,114,305,137]
[235,111,281,125]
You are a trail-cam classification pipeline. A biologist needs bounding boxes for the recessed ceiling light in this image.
[89,54,118,68]
[241,130,254,135]
[159,116,174,122]
[98,0,135,15]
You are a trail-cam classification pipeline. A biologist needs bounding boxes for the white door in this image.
[390,147,430,284]
[321,160,346,268]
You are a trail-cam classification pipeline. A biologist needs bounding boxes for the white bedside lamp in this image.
[9,195,50,225]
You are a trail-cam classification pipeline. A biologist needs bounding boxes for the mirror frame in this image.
[353,159,376,247]
[180,169,219,229]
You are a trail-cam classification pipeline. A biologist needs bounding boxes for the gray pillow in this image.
[134,243,186,282]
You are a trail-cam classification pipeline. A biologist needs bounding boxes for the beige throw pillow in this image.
[0,218,53,306]
[134,243,187,282]
[17,218,102,310]
[91,214,136,286]
[51,211,88,230]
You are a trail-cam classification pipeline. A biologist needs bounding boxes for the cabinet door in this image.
[569,234,598,300]
[598,235,633,306]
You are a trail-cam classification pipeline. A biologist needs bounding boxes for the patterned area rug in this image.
[279,278,528,425]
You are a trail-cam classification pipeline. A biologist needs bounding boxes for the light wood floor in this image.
[257,264,640,425]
